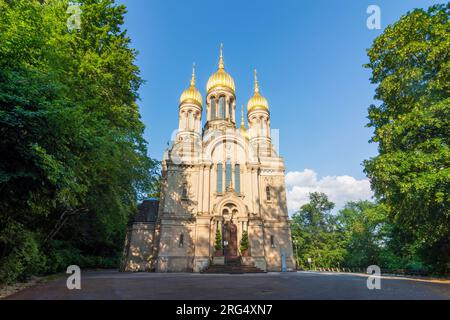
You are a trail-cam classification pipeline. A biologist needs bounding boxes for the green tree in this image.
[240,230,249,253]
[336,201,390,268]
[291,192,346,269]
[214,228,223,253]
[363,4,449,273]
[0,0,157,283]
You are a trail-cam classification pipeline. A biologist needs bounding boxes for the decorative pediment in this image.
[212,192,248,219]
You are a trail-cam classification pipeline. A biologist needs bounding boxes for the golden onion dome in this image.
[206,44,236,93]
[180,64,202,107]
[247,69,269,113]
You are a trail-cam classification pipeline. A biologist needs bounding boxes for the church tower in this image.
[205,44,237,131]
[122,45,295,273]
[178,64,202,135]
[247,69,273,157]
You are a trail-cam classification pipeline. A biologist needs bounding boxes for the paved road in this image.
[5,270,450,300]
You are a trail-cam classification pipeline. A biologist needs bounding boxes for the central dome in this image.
[207,69,235,93]
[206,44,235,93]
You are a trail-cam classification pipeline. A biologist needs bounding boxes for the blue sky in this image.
[118,0,440,210]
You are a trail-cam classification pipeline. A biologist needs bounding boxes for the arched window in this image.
[228,99,233,121]
[182,184,188,199]
[260,118,264,136]
[217,163,223,193]
[219,96,225,118]
[179,234,184,247]
[225,160,232,189]
[234,164,240,193]
[211,98,216,120]
[188,112,194,130]
[266,186,271,201]
[270,235,275,248]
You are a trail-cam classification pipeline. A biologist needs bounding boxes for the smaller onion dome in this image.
[247,69,269,113]
[180,64,203,107]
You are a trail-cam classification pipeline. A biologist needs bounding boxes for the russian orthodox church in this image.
[122,45,295,272]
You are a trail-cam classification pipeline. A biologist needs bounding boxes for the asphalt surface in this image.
[4,270,450,300]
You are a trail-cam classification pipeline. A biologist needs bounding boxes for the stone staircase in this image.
[202,257,266,274]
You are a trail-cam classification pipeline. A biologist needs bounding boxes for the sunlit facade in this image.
[122,45,295,272]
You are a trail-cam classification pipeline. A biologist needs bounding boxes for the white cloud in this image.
[285,169,373,214]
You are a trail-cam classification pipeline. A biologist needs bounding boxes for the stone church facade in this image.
[121,46,295,272]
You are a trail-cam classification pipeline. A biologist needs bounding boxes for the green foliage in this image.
[334,201,421,270]
[363,4,450,273]
[292,195,433,272]
[240,230,249,253]
[214,228,223,252]
[291,192,347,269]
[0,0,158,284]
[336,201,389,268]
[44,242,120,274]
[0,222,46,284]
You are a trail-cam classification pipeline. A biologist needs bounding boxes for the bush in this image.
[214,228,223,252]
[44,242,121,274]
[44,246,83,274]
[240,231,249,253]
[0,226,122,285]
[0,223,46,284]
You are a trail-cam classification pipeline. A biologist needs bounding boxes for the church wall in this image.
[184,168,200,213]
[193,217,212,272]
[163,166,200,216]
[263,223,295,271]
[204,166,212,214]
[156,219,195,272]
[248,219,267,270]
[259,173,289,221]
[162,167,180,214]
[256,168,295,271]
[122,223,156,272]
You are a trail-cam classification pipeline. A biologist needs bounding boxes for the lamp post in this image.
[293,239,298,270]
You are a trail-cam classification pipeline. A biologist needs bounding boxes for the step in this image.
[202,264,266,274]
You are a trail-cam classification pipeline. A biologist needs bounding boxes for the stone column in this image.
[197,165,204,213]
[248,166,255,214]
[231,162,235,191]
[255,169,261,216]
[248,219,267,271]
[250,166,259,215]
[193,217,212,272]
[202,164,211,213]
[225,97,229,120]
[195,113,200,133]
[232,101,236,123]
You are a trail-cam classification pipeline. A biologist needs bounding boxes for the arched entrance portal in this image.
[223,220,238,261]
